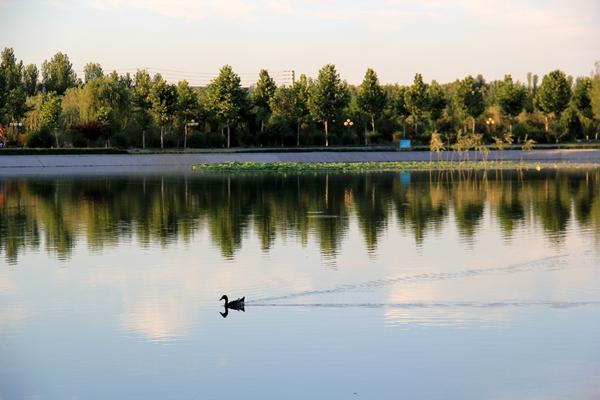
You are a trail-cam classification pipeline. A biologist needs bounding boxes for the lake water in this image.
[1,170,600,399]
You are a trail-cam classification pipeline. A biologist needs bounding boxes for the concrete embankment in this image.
[1,149,599,176]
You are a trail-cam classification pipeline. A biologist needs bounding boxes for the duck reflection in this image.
[220,295,245,318]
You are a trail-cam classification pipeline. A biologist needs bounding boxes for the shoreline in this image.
[1,149,600,176]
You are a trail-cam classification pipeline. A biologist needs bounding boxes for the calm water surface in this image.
[1,170,600,399]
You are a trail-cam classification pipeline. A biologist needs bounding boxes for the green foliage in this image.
[427,81,447,128]
[0,48,28,126]
[176,80,198,122]
[149,77,177,148]
[405,73,429,134]
[22,64,39,96]
[430,131,445,153]
[40,92,62,131]
[356,68,386,135]
[132,69,153,147]
[252,69,277,131]
[192,161,597,173]
[572,77,593,119]
[205,65,247,147]
[535,70,572,116]
[560,106,583,140]
[497,75,527,124]
[270,75,310,145]
[85,72,131,145]
[535,70,572,135]
[4,46,597,149]
[41,52,79,95]
[308,64,350,146]
[24,126,55,148]
[39,92,62,146]
[83,62,104,83]
[455,75,485,133]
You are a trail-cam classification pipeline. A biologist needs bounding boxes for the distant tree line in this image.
[1,47,600,149]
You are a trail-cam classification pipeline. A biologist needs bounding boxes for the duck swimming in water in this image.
[220,295,245,318]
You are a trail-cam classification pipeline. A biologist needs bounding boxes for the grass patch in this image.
[192,161,600,174]
[0,148,128,155]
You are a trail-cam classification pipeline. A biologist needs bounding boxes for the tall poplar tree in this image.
[427,81,446,130]
[270,74,310,146]
[534,70,571,134]
[497,75,526,133]
[84,62,104,83]
[455,75,485,134]
[133,69,153,148]
[205,65,246,148]
[357,68,386,145]
[149,77,177,149]
[176,80,199,148]
[41,52,78,95]
[253,69,277,134]
[404,73,429,135]
[308,64,349,147]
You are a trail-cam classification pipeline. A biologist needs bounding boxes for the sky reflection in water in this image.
[1,170,600,399]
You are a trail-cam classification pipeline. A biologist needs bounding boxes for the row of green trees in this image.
[1,47,600,148]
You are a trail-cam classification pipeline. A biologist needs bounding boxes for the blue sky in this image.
[0,0,598,85]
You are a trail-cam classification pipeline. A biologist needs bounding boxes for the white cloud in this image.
[86,0,257,21]
[72,0,600,37]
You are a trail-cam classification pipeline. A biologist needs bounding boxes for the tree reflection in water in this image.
[1,170,600,264]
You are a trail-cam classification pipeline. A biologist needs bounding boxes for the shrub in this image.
[112,132,129,149]
[341,131,359,145]
[25,127,54,148]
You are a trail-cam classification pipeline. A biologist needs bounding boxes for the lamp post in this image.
[343,118,354,145]
[485,117,495,135]
[184,119,199,149]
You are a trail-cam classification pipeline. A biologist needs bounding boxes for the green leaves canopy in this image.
[497,74,526,119]
[404,73,429,134]
[308,64,349,145]
[0,48,28,125]
[42,52,79,95]
[205,65,246,127]
[84,62,104,83]
[356,68,386,129]
[535,70,571,116]
[455,75,485,120]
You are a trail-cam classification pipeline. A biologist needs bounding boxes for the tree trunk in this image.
[297,122,300,147]
[415,121,418,136]
[184,124,188,149]
[142,129,146,149]
[227,123,231,148]
[324,120,329,147]
[160,126,164,149]
[54,130,59,148]
[544,115,549,132]
[370,115,376,145]
[261,120,264,134]
[402,121,406,138]
[471,116,476,134]
[364,125,368,146]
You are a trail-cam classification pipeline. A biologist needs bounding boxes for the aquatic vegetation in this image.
[192,161,600,174]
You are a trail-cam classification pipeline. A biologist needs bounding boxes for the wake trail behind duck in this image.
[246,301,600,309]
[246,254,568,304]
